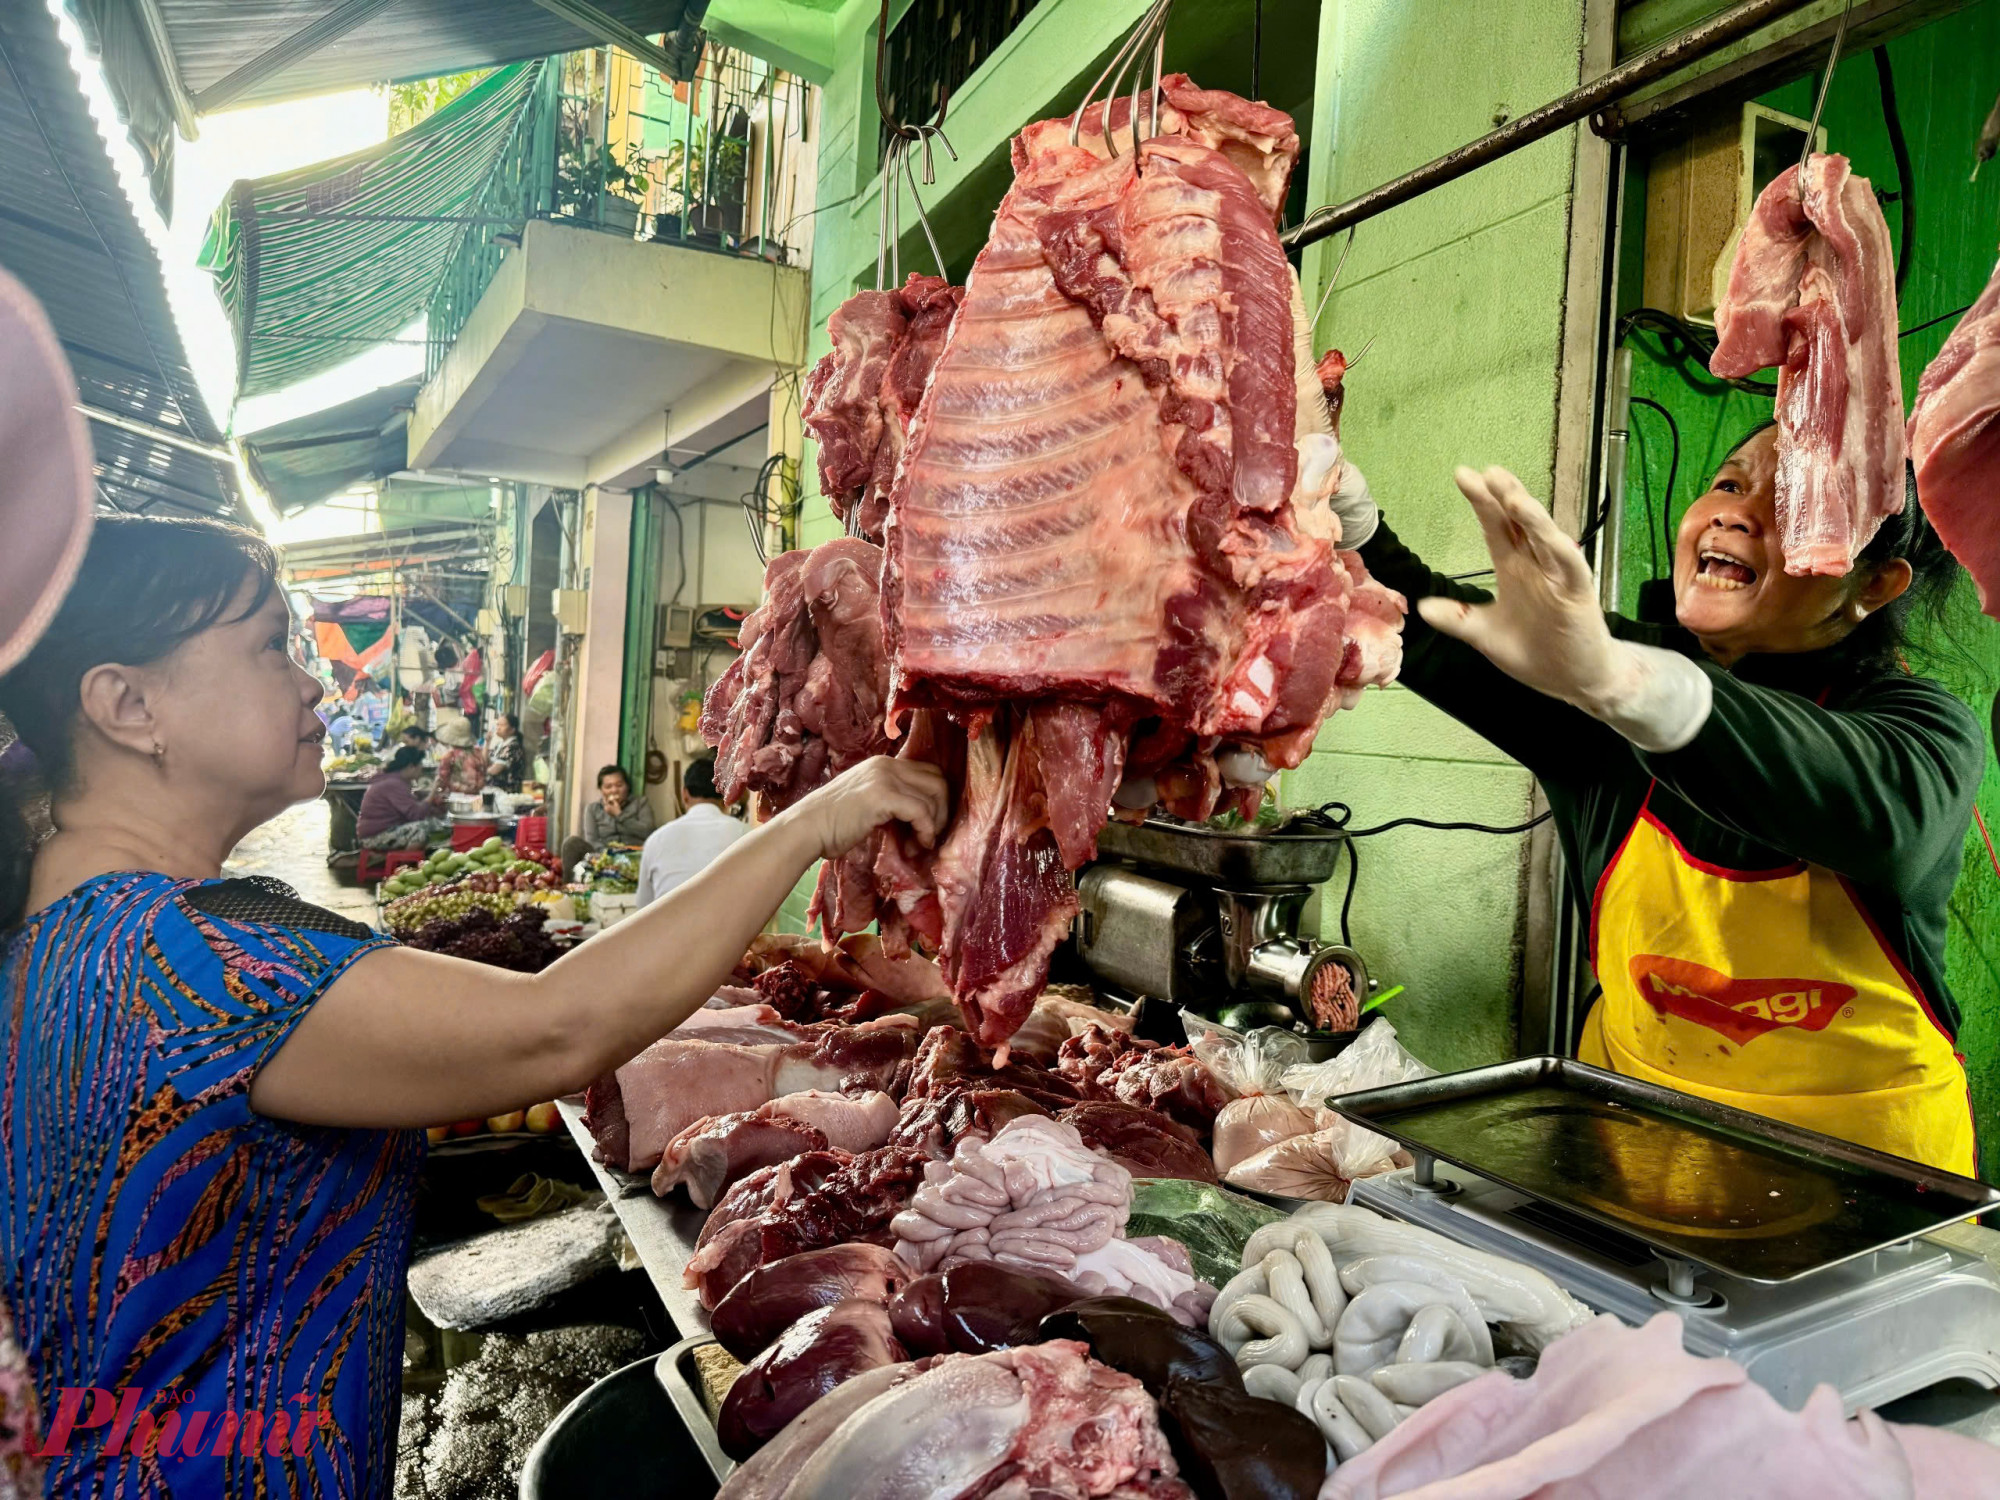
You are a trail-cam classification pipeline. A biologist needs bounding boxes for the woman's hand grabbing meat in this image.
[784,755,950,860]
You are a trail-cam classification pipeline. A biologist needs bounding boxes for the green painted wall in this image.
[1278,0,1587,1071]
[1611,0,2000,1171]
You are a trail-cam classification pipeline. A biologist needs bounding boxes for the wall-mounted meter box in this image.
[553,588,589,635]
[658,603,695,649]
[1643,102,1822,326]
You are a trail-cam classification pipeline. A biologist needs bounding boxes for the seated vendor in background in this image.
[427,716,486,806]
[385,723,431,764]
[356,745,448,850]
[636,757,746,908]
[562,762,655,876]
[485,712,525,793]
[1328,427,1980,1175]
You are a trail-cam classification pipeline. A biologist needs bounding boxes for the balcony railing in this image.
[426,43,816,381]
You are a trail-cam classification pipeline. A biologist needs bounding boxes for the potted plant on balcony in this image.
[699,134,748,240]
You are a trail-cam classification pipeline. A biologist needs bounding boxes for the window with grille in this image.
[877,0,1042,163]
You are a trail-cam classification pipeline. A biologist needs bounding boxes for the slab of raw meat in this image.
[733,932,950,1008]
[718,1298,907,1459]
[903,1023,1083,1106]
[772,1341,1191,1500]
[802,273,963,542]
[653,1113,829,1209]
[687,1144,933,1308]
[1056,1024,1227,1131]
[711,1243,914,1362]
[701,537,891,814]
[889,1261,1082,1356]
[1909,249,2000,616]
[584,1018,920,1172]
[650,1092,899,1206]
[714,1359,922,1500]
[1058,1100,1218,1185]
[1710,155,1906,576]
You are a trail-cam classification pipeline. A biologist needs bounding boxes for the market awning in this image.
[0,1,242,519]
[200,61,544,400]
[242,377,421,514]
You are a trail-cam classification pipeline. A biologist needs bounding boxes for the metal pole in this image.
[1599,346,1633,614]
[1281,0,1816,249]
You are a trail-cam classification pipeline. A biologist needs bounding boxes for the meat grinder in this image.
[1072,817,1368,1029]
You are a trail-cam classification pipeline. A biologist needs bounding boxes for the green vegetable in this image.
[481,836,504,851]
[1126,1178,1288,1287]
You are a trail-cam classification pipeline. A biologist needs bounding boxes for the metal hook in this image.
[1341,332,1379,372]
[1073,0,1173,150]
[1309,226,1358,335]
[1799,0,1854,177]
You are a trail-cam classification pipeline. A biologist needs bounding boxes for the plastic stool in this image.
[515,815,548,853]
[356,847,424,886]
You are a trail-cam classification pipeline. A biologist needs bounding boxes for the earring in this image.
[150,742,166,770]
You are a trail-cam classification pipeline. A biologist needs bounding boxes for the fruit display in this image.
[380,879,516,934]
[379,837,562,901]
[424,1101,564,1146]
[402,906,562,973]
[575,847,639,893]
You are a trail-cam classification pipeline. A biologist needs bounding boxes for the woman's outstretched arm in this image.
[249,756,948,1128]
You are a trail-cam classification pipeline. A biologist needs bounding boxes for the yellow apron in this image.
[1579,784,1975,1177]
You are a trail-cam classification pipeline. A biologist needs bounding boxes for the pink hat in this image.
[0,266,94,675]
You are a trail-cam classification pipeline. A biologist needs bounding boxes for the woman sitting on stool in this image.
[357,745,448,849]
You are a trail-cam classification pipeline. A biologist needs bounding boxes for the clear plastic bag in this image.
[1276,1017,1435,1168]
[1182,1014,1321,1175]
[1222,1113,1402,1201]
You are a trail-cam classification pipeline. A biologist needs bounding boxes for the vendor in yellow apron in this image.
[1580,786,1975,1177]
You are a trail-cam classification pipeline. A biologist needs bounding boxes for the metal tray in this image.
[655,1337,735,1487]
[1323,1056,2000,1284]
[1095,818,1347,887]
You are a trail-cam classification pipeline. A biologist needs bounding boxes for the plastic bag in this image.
[1277,1017,1436,1166]
[1125,1177,1289,1288]
[1182,1015,1321,1175]
[1222,1113,1402,1201]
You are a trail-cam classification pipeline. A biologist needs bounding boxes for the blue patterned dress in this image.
[0,873,421,1498]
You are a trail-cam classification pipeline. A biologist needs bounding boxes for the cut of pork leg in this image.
[1908,250,2000,616]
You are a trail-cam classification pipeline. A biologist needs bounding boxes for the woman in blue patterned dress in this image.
[0,517,947,1499]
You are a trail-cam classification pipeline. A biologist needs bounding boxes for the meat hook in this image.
[1309,226,1358,337]
[1798,0,1854,178]
[1070,0,1173,155]
[873,0,959,286]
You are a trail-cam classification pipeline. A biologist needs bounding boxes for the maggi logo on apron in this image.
[1629,955,1856,1044]
[1580,787,1975,1177]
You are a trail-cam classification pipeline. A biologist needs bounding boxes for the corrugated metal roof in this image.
[150,0,703,106]
[200,61,545,399]
[0,1,241,519]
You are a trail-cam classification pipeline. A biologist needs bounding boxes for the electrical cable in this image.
[1872,46,1915,296]
[1902,302,1975,341]
[1630,396,1682,573]
[1284,800,1556,947]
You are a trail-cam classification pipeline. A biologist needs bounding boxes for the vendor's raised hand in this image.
[788,755,950,860]
[1418,466,1632,715]
[1421,466,1712,751]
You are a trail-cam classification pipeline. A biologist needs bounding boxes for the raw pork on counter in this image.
[1710,155,1905,576]
[710,76,1406,1054]
[714,1340,1193,1500]
[1909,249,2000,616]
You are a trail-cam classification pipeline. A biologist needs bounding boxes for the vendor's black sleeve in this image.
[1637,668,1985,889]
[1358,517,1631,785]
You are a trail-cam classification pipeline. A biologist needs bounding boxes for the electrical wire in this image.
[1630,396,1682,573]
[1902,302,1975,341]
[1872,46,1915,296]
[1285,800,1556,947]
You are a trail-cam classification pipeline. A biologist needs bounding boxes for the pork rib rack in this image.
[1710,154,1905,577]
[709,78,1406,1052]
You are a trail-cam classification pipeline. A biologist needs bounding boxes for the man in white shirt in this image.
[635,757,749,907]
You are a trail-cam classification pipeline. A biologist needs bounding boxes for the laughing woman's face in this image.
[1671,427,1910,665]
